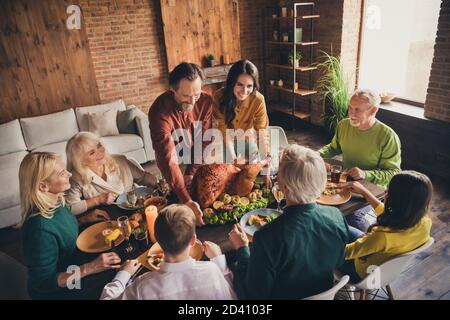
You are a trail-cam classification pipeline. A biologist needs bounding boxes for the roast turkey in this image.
[192,164,240,208]
[227,160,269,196]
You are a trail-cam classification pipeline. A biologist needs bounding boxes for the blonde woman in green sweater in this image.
[338,171,433,282]
[19,152,122,299]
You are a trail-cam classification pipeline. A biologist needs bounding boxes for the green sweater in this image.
[319,119,401,187]
[22,206,79,299]
[233,204,350,299]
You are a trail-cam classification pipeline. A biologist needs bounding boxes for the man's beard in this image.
[181,103,194,112]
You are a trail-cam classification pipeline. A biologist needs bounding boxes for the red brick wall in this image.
[81,0,167,114]
[425,0,450,123]
[80,0,275,114]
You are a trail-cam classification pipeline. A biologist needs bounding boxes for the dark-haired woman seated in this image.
[339,171,433,282]
[213,59,272,187]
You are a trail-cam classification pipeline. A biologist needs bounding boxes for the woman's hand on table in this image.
[83,252,121,276]
[340,181,369,196]
[185,200,205,226]
[228,223,249,250]
[97,192,117,205]
[203,241,222,259]
[121,259,142,276]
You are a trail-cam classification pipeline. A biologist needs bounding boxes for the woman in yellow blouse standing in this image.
[213,59,271,187]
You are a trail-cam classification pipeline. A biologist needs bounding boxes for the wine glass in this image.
[126,185,137,207]
[271,182,285,212]
[117,216,134,254]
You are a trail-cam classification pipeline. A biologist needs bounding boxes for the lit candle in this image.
[145,205,158,243]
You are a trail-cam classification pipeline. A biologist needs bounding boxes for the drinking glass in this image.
[117,216,134,254]
[272,182,285,212]
[330,165,342,183]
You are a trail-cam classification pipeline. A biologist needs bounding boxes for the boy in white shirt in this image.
[101,204,236,300]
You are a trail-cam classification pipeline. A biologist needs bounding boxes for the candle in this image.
[145,205,158,243]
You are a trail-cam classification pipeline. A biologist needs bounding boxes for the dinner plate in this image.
[137,239,204,271]
[116,186,153,210]
[317,185,352,206]
[76,221,125,253]
[240,208,281,237]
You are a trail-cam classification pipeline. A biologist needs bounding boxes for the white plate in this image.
[240,208,281,236]
[116,186,153,210]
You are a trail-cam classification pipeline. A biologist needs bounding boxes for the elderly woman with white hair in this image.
[228,144,351,299]
[65,132,157,218]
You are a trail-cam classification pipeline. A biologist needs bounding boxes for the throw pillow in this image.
[117,107,139,134]
[87,109,119,137]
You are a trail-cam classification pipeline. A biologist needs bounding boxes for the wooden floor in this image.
[0,125,448,300]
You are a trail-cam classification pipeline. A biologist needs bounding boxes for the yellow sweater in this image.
[213,88,269,151]
[345,204,432,278]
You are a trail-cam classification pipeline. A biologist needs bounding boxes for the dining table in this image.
[76,159,386,281]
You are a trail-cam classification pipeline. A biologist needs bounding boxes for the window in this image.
[358,0,441,105]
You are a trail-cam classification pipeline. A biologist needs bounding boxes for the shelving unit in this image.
[263,2,319,124]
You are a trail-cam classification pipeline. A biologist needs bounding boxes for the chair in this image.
[336,237,434,300]
[0,252,30,300]
[303,275,350,300]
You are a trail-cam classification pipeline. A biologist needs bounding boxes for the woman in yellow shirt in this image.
[213,59,271,186]
[339,170,433,282]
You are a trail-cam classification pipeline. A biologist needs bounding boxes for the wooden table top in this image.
[102,160,385,255]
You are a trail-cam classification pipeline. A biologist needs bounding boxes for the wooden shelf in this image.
[267,15,320,20]
[269,103,311,119]
[268,85,317,97]
[267,63,317,72]
[266,41,319,46]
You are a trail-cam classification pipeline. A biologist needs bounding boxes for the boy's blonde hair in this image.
[154,204,196,255]
[66,132,118,186]
[18,152,65,227]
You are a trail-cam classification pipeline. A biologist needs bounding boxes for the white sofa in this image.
[0,99,155,229]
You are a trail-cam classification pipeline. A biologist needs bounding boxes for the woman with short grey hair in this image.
[229,144,351,299]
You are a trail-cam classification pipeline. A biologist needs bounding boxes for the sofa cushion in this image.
[75,99,126,132]
[117,107,138,135]
[0,120,27,155]
[0,153,25,209]
[33,141,68,164]
[0,151,28,171]
[101,134,144,155]
[87,109,120,137]
[20,109,79,150]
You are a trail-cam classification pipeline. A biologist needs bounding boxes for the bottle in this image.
[145,205,158,243]
[278,79,283,87]
[273,30,278,41]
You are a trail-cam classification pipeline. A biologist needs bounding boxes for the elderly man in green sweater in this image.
[319,88,401,230]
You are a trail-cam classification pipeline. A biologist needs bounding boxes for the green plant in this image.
[288,50,302,62]
[206,53,215,60]
[315,51,350,134]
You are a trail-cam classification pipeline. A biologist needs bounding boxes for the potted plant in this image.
[315,51,350,135]
[288,50,302,68]
[205,53,215,67]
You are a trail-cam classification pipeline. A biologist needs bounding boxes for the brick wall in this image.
[425,0,450,123]
[81,0,167,114]
[340,0,362,92]
[80,0,274,114]
[311,0,345,125]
